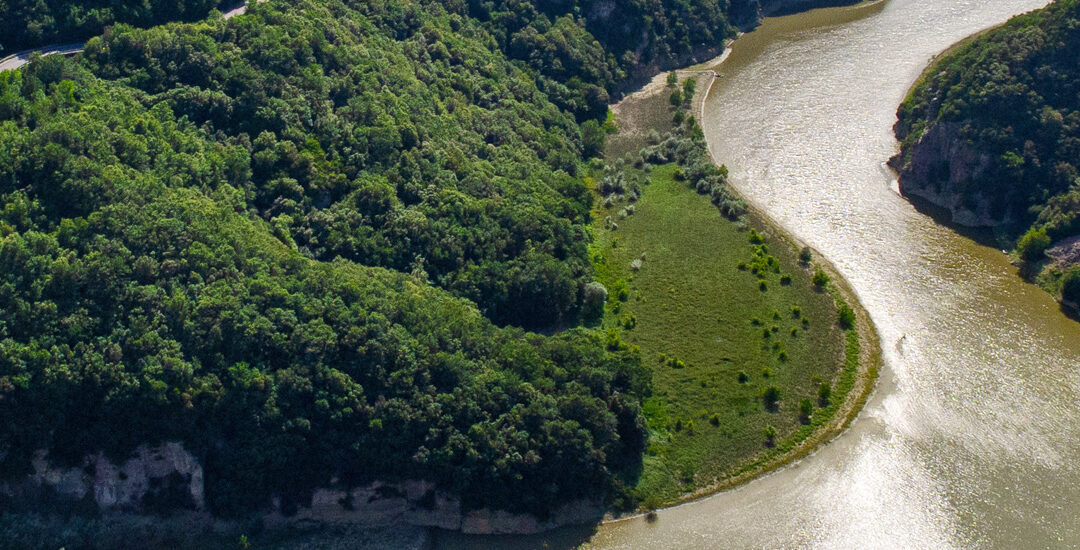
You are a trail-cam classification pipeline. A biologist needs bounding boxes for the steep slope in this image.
[892,0,1080,307]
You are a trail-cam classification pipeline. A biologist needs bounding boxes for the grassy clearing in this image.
[589,162,850,505]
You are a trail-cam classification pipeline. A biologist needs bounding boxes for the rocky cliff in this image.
[890,122,1004,227]
[0,443,603,536]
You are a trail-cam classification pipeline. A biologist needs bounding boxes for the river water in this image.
[438,1,1080,548]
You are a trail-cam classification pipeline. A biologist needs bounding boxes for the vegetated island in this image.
[0,0,871,547]
[591,66,879,513]
[891,0,1080,315]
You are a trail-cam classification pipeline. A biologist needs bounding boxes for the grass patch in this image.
[590,163,850,505]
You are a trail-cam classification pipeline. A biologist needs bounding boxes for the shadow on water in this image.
[901,191,1006,250]
[429,523,599,550]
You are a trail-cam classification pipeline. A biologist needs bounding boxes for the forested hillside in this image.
[0,0,653,518]
[0,0,224,54]
[893,0,1080,306]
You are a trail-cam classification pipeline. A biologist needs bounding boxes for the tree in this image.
[1017,227,1051,262]
[670,90,683,107]
[762,386,781,412]
[581,119,606,159]
[682,78,696,104]
[799,399,813,424]
[666,71,679,88]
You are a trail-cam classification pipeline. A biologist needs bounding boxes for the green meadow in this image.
[591,135,856,504]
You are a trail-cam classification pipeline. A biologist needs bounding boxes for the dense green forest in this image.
[0,0,861,524]
[894,0,1080,305]
[0,0,225,54]
[0,0,662,518]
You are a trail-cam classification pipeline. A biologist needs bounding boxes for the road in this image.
[0,0,254,73]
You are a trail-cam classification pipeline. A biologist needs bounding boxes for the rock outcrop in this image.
[1,443,204,513]
[2,443,602,536]
[890,122,1003,227]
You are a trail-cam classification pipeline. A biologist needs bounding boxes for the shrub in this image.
[582,282,608,321]
[791,305,802,318]
[812,268,830,288]
[581,119,606,159]
[778,350,788,362]
[762,367,773,379]
[672,109,685,125]
[709,413,721,426]
[667,71,679,88]
[674,418,683,432]
[838,304,856,329]
[737,371,750,383]
[790,327,798,337]
[669,90,683,107]
[799,399,813,425]
[763,388,781,412]
[622,314,637,329]
[682,78,696,104]
[759,281,768,292]
[818,382,832,407]
[780,274,792,286]
[772,310,781,320]
[764,425,777,447]
[1017,227,1052,262]
[612,279,630,301]
[748,229,765,245]
[799,247,813,264]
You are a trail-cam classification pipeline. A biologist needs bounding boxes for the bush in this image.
[667,71,679,88]
[812,268,831,288]
[780,274,792,285]
[818,382,832,407]
[838,304,856,329]
[1017,227,1052,262]
[737,371,750,383]
[764,425,777,447]
[791,306,802,318]
[799,399,813,425]
[709,413,721,426]
[670,90,683,107]
[682,78,696,104]
[799,247,813,264]
[581,119,606,159]
[763,386,781,412]
[582,282,608,320]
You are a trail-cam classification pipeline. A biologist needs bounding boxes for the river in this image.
[437,1,1080,548]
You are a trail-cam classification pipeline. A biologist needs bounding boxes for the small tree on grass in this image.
[818,382,832,407]
[763,386,781,412]
[764,425,777,447]
[682,78,696,104]
[670,90,683,107]
[799,246,813,264]
[799,399,813,425]
[812,268,830,288]
[666,71,679,88]
[838,304,856,329]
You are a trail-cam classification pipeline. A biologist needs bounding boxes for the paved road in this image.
[0,0,254,73]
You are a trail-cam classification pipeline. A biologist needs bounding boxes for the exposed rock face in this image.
[891,122,1003,227]
[1,443,204,513]
[2,444,601,535]
[263,480,604,535]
